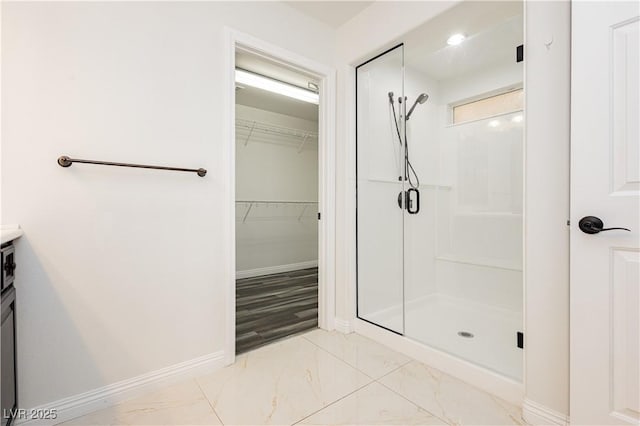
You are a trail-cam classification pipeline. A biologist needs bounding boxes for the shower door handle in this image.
[407,188,420,214]
[397,189,420,214]
[578,216,631,234]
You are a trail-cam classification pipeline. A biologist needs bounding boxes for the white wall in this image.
[235,105,318,273]
[434,59,523,312]
[1,1,334,409]
[402,65,440,305]
[522,1,571,421]
[403,59,524,313]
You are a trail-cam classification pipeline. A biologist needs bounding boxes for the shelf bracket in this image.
[297,133,310,153]
[297,204,308,221]
[242,202,253,223]
[244,122,256,146]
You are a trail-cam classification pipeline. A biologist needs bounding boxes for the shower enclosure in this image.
[356,2,524,381]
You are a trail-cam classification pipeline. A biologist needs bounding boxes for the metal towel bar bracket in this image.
[57,156,207,177]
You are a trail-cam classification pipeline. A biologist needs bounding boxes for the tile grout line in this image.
[290,381,373,426]
[194,378,225,426]
[374,366,453,426]
[294,333,444,424]
[301,331,421,381]
[375,358,524,426]
[290,333,382,425]
[300,334,382,382]
[290,341,446,426]
[217,333,376,426]
[373,358,413,381]
[297,332,454,425]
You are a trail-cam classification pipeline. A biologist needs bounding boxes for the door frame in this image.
[223,27,337,365]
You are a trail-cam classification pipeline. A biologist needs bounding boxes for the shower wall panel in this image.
[402,65,440,307]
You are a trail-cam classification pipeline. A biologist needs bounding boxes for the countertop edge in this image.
[1,225,24,245]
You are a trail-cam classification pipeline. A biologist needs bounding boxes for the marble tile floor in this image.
[60,329,527,426]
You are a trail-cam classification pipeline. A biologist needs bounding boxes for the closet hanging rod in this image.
[57,156,207,177]
[235,200,318,204]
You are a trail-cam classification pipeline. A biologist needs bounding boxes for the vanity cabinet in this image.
[1,243,17,426]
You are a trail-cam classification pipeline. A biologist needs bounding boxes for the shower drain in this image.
[457,331,474,338]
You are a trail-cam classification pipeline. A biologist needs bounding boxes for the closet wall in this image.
[235,104,318,277]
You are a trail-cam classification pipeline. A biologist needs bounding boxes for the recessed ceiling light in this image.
[511,115,524,123]
[488,120,501,128]
[235,69,319,104]
[447,33,466,46]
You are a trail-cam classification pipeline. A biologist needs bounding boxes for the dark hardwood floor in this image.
[236,267,318,354]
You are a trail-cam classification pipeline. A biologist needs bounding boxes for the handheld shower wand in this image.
[406,93,429,120]
[388,91,429,213]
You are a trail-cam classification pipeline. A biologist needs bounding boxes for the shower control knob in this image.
[578,216,631,234]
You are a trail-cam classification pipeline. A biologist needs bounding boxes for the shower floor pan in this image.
[368,294,522,381]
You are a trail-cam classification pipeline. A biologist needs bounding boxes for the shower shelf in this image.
[236,118,318,152]
[235,200,318,223]
[435,254,522,272]
[363,178,453,190]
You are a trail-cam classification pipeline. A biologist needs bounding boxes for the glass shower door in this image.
[356,45,405,334]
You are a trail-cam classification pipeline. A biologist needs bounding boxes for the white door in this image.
[570,1,640,425]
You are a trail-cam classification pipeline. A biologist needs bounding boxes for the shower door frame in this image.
[223,27,337,366]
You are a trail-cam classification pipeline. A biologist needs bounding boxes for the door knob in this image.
[578,216,631,234]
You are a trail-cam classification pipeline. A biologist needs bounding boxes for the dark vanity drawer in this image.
[1,245,15,292]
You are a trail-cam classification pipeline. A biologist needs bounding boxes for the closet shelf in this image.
[236,118,318,152]
[236,200,318,223]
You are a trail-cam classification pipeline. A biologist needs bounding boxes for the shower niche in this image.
[356,1,524,381]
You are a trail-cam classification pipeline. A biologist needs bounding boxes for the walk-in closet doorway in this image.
[224,30,336,364]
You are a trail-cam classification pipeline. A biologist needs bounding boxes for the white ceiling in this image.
[409,15,523,81]
[403,1,523,81]
[284,1,373,28]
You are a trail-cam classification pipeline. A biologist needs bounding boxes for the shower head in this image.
[406,93,429,120]
[416,93,429,104]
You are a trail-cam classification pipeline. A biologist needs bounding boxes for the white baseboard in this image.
[334,318,354,333]
[16,351,226,426]
[236,260,318,279]
[522,399,569,426]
